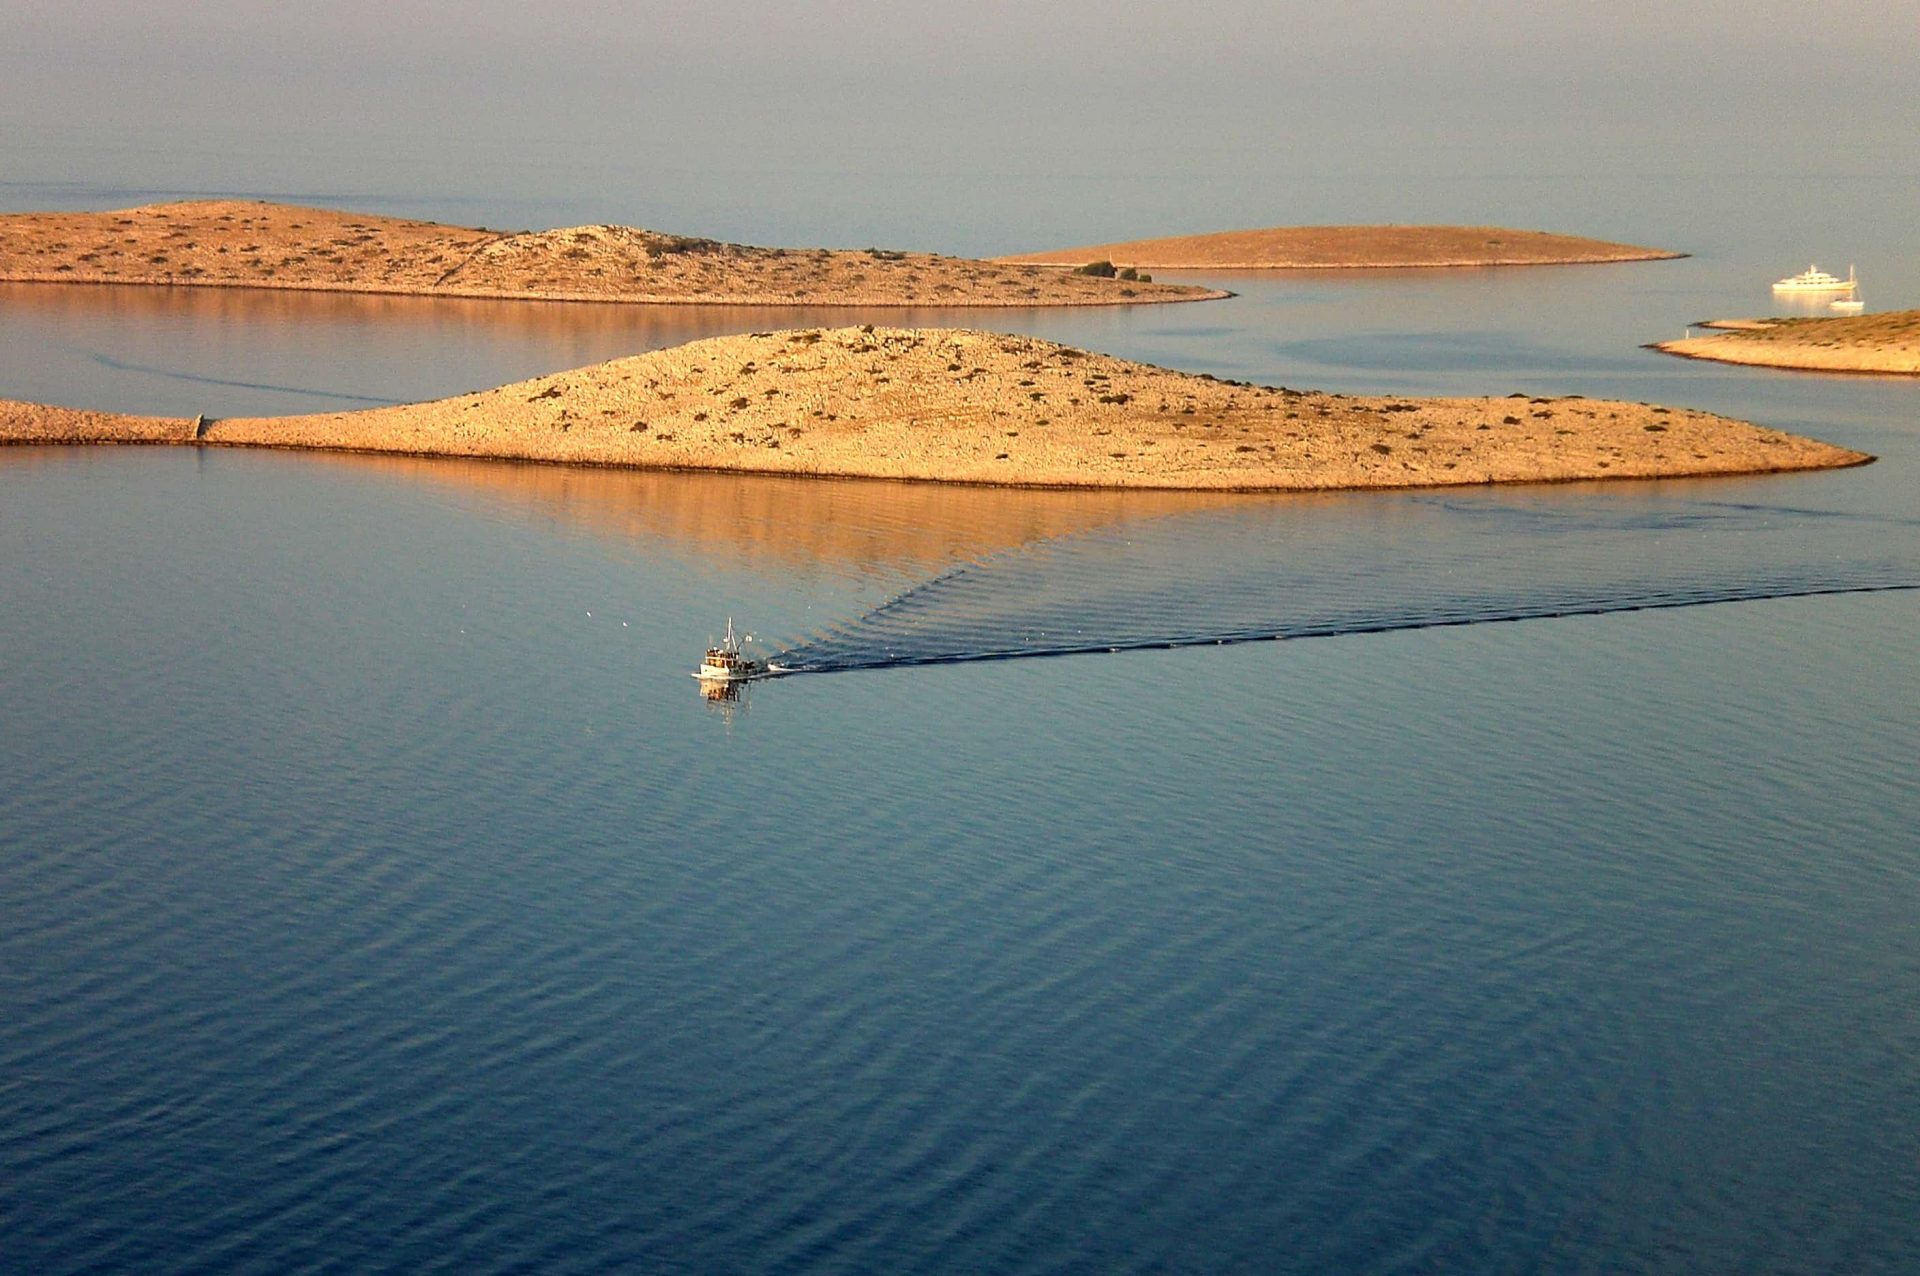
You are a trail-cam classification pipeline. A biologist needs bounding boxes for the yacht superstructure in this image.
[1772,264,1857,294]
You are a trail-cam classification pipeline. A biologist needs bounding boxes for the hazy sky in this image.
[4,1,1917,250]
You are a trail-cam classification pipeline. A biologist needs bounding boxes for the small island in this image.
[1655,312,1920,375]
[1,327,1866,491]
[0,201,1223,307]
[998,225,1683,270]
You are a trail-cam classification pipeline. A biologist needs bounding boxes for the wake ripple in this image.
[775,494,1920,673]
[79,348,402,405]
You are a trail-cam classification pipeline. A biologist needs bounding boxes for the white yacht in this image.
[1829,295,1866,314]
[1772,264,1857,294]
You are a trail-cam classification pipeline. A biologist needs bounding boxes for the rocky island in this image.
[999,225,1683,270]
[0,201,1223,307]
[1655,311,1920,375]
[1,327,1866,491]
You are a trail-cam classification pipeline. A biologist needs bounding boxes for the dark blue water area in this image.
[775,492,1920,673]
[4,448,1920,1274]
[5,180,1920,1270]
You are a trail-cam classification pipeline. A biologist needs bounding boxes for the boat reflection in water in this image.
[1770,264,1859,316]
[698,676,751,717]
[1771,289,1856,317]
[695,618,771,721]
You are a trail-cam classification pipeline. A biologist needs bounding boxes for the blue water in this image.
[5,175,1920,1272]
[774,493,1920,671]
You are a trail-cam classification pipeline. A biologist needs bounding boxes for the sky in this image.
[3,1,1918,252]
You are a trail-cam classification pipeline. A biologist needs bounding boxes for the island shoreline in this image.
[1016,254,1684,271]
[0,272,1232,308]
[1653,336,1920,377]
[0,434,1873,495]
[997,225,1685,271]
[2,325,1871,493]
[0,201,1227,308]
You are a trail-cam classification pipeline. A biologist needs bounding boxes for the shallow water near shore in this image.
[5,181,1920,1273]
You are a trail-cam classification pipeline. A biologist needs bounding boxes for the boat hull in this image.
[694,663,768,683]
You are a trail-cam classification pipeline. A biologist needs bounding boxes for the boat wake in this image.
[77,348,402,405]
[770,493,1920,675]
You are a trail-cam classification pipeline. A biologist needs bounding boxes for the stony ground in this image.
[998,225,1682,269]
[4,327,1867,490]
[0,402,194,444]
[1659,311,1920,374]
[0,201,1222,307]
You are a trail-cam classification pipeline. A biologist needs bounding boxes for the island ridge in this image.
[2,327,1865,491]
[0,201,1223,307]
[1656,311,1920,375]
[999,225,1684,270]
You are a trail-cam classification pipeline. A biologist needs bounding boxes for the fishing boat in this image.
[1772,263,1857,294]
[694,618,767,683]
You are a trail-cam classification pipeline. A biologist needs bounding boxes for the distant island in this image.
[998,225,1684,270]
[1655,312,1920,375]
[2,326,1864,491]
[0,201,1224,307]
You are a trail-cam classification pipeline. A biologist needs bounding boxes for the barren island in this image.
[2,327,1865,491]
[1656,311,1920,375]
[1000,225,1683,270]
[0,201,1223,307]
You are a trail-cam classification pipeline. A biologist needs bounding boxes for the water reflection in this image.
[776,487,1920,673]
[697,677,751,720]
[234,449,1256,573]
[1770,291,1862,318]
[0,278,1021,347]
[0,281,1054,418]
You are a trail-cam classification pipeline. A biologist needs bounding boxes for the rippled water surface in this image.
[5,179,1920,1273]
[775,492,1920,672]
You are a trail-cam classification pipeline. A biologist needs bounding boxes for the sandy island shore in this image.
[0,201,1224,308]
[998,225,1684,270]
[2,327,1867,491]
[1656,311,1920,375]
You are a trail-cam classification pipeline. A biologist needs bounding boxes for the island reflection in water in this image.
[0,280,1073,419]
[301,450,1253,574]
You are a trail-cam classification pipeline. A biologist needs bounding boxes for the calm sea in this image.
[3,174,1918,1273]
